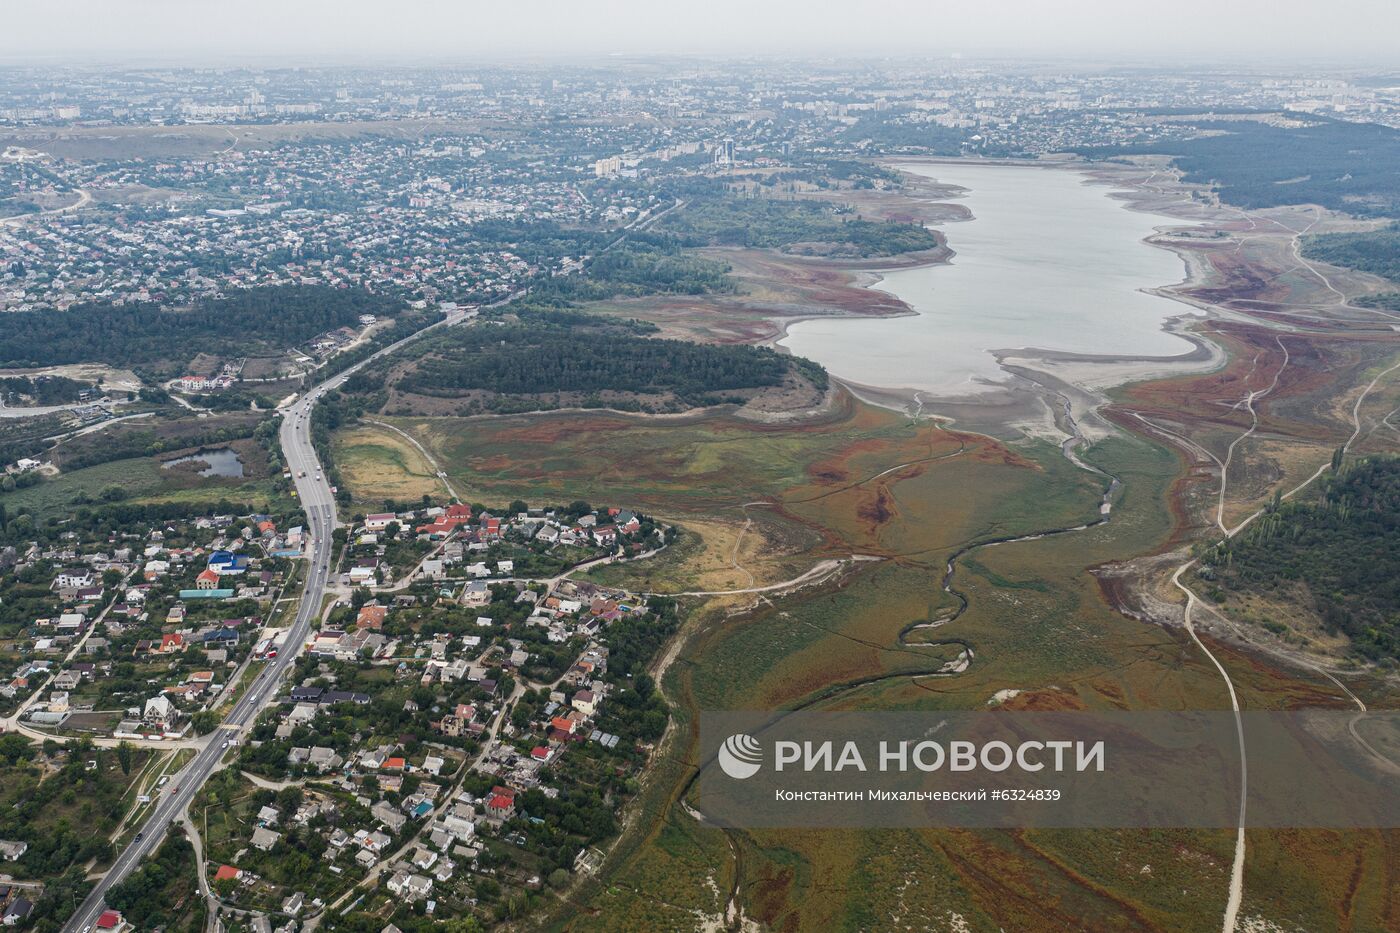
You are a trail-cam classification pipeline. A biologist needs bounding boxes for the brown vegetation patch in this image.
[855,485,897,526]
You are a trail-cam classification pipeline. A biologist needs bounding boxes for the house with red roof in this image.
[96,909,124,930]
[195,568,222,590]
[214,864,241,882]
[415,519,454,537]
[357,604,387,629]
[486,786,516,820]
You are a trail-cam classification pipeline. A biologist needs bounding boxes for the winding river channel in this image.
[780,161,1198,396]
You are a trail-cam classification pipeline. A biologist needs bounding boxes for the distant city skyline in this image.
[4,0,1399,65]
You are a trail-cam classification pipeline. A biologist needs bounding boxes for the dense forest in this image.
[1302,222,1400,283]
[1078,116,1400,216]
[662,194,938,257]
[391,313,824,411]
[0,285,404,370]
[1200,456,1400,661]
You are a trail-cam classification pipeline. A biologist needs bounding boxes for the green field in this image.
[331,396,1397,932]
[1,454,288,522]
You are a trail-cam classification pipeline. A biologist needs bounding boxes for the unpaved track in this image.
[362,418,462,502]
[1171,351,1400,933]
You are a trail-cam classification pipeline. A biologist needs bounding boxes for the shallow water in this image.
[780,162,1197,396]
[161,447,244,478]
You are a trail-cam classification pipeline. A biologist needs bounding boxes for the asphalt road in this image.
[61,316,457,933]
[61,198,675,932]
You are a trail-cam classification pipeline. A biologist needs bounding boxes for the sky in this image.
[3,0,1398,65]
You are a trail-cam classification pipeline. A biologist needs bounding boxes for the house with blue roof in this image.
[202,628,240,647]
[207,550,250,575]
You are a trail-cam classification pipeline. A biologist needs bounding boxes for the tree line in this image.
[393,315,813,409]
[0,285,405,371]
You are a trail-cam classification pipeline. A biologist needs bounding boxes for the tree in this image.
[116,741,134,776]
[275,786,303,813]
[0,732,33,765]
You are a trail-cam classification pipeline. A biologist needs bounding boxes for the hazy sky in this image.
[4,0,1398,65]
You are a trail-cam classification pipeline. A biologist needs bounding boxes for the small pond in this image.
[161,447,245,478]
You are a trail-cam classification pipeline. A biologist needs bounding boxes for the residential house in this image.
[144,695,178,730]
[372,800,407,833]
[572,689,597,717]
[485,787,517,821]
[3,898,33,926]
[250,827,281,851]
[207,550,249,575]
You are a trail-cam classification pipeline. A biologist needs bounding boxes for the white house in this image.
[143,695,177,728]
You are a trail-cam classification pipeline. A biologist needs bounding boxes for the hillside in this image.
[1302,222,1400,284]
[1196,456,1400,661]
[349,309,828,417]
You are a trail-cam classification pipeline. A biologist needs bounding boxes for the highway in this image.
[62,449,335,931]
[61,313,467,933]
[60,199,676,932]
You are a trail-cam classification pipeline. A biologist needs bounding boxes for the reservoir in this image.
[779,162,1197,396]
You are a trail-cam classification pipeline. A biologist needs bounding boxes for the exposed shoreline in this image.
[768,157,1239,438]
